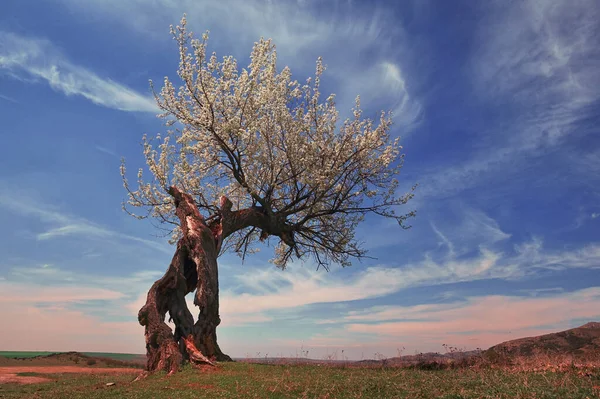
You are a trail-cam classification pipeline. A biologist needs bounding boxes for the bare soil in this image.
[0,366,140,385]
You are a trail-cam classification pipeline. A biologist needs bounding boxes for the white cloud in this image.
[0,32,158,113]
[518,287,565,297]
[275,287,600,358]
[215,231,600,328]
[0,190,172,254]
[219,246,508,320]
[127,222,518,329]
[37,224,112,240]
[343,287,600,350]
[7,266,164,297]
[51,0,421,128]
[0,285,143,352]
[4,263,598,357]
[413,146,518,200]
[380,62,422,127]
[0,93,18,103]
[95,145,118,157]
[4,219,600,357]
[474,0,599,115]
[430,222,456,257]
[0,281,125,303]
[429,207,511,257]
[54,0,394,58]
[0,270,150,351]
[414,0,599,200]
[473,0,599,144]
[5,189,599,338]
[514,238,600,272]
[460,208,511,243]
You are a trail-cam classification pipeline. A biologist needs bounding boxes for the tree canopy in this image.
[121,15,415,270]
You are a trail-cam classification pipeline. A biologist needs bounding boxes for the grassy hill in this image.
[0,351,144,368]
[485,322,600,361]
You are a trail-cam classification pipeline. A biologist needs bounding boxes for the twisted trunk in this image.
[138,186,290,373]
[138,188,229,373]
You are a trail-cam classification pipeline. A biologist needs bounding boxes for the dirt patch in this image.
[192,364,220,374]
[186,383,216,389]
[0,366,140,385]
[0,373,52,384]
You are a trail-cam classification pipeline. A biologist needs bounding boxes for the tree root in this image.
[184,336,216,367]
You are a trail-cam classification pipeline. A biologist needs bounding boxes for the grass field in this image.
[0,352,60,359]
[1,362,599,399]
[81,352,143,361]
[0,351,143,362]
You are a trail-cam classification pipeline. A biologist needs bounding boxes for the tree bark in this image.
[138,187,231,373]
[138,186,290,373]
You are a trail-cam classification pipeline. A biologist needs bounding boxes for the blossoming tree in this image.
[121,16,416,373]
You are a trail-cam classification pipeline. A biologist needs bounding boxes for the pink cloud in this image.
[0,303,143,353]
[219,249,505,317]
[0,283,125,303]
[344,287,600,351]
[2,264,600,360]
[0,281,142,353]
[265,289,600,359]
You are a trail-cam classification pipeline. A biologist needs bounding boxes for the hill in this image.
[485,322,600,361]
[0,351,144,369]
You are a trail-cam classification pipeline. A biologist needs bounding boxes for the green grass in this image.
[81,353,142,361]
[15,372,45,377]
[0,352,141,360]
[1,362,599,399]
[0,352,59,358]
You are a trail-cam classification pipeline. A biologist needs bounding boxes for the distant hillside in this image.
[0,351,144,368]
[486,322,600,360]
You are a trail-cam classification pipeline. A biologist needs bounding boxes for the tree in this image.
[121,15,416,374]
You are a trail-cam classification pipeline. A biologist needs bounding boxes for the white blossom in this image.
[121,15,416,269]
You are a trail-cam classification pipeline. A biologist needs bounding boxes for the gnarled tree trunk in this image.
[138,186,288,373]
[138,187,232,373]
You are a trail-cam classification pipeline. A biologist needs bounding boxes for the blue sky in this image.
[1,0,599,360]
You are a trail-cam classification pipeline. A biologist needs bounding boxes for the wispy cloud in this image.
[5,220,600,356]
[474,0,599,146]
[52,0,421,127]
[414,0,600,200]
[0,93,18,103]
[0,32,158,113]
[121,231,512,328]
[379,61,422,127]
[213,223,600,330]
[37,224,112,241]
[95,145,118,157]
[7,266,164,297]
[343,287,600,350]
[0,281,143,352]
[0,190,172,254]
[0,267,161,352]
[430,222,456,258]
[518,287,565,297]
[513,237,600,272]
[217,254,497,319]
[270,288,600,358]
[428,207,511,258]
[0,281,125,303]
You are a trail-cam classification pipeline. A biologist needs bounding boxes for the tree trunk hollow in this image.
[138,188,232,373]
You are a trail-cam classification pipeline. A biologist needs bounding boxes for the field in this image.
[1,359,599,399]
[0,352,144,363]
[0,352,60,359]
